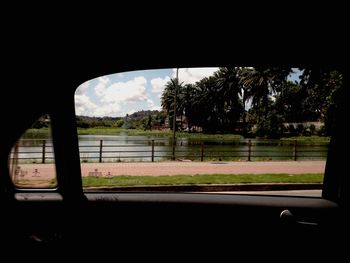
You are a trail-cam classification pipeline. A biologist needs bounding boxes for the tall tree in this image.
[299,68,343,134]
[191,76,218,132]
[161,78,184,130]
[274,81,304,122]
[240,67,291,122]
[214,67,243,131]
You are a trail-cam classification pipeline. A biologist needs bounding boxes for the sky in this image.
[75,68,301,117]
[75,68,219,117]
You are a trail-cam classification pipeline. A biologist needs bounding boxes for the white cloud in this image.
[172,67,218,84]
[95,76,111,97]
[76,81,90,95]
[101,76,147,103]
[147,99,156,108]
[76,77,127,117]
[76,69,220,117]
[150,105,162,111]
[93,102,122,117]
[74,94,98,116]
[151,76,170,93]
[147,98,162,111]
[75,76,149,117]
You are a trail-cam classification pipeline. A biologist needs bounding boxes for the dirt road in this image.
[16,161,326,179]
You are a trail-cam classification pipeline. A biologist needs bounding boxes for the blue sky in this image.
[75,68,219,117]
[75,68,301,117]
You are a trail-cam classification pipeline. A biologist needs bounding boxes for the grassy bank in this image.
[23,127,329,144]
[77,127,156,136]
[22,128,51,139]
[14,173,323,188]
[77,127,243,140]
[82,173,323,187]
[280,136,330,144]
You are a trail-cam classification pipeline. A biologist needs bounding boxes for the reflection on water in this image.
[12,135,329,163]
[77,135,328,162]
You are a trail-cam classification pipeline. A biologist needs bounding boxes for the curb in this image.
[85,183,323,192]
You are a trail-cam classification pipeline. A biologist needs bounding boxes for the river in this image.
[12,135,328,163]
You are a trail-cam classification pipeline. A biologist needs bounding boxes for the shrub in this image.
[296,124,304,135]
[309,124,316,135]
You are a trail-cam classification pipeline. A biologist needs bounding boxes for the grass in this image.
[24,127,329,144]
[77,127,133,135]
[22,128,51,139]
[13,173,323,188]
[82,173,323,187]
[77,127,173,137]
[14,179,57,188]
[77,127,244,140]
[280,136,330,144]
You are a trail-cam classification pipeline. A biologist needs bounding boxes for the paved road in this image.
[17,161,326,179]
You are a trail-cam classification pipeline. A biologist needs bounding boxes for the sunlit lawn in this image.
[82,173,323,187]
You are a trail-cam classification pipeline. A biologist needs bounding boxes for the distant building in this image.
[164,116,170,128]
[164,115,188,131]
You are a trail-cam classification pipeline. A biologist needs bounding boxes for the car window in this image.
[73,67,341,196]
[8,115,57,188]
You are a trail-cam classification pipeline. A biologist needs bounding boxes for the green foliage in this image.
[161,78,184,130]
[22,128,51,139]
[158,67,342,138]
[82,173,324,187]
[115,119,124,128]
[256,110,284,138]
[275,81,305,122]
[296,124,304,135]
[124,110,164,130]
[142,115,153,130]
[280,136,330,144]
[309,124,316,135]
[76,116,122,128]
[30,114,50,129]
[73,67,342,140]
[299,69,343,135]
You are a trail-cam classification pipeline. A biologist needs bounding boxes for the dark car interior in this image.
[1,36,348,260]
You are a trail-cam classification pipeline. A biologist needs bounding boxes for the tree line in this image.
[161,67,342,138]
[75,111,166,130]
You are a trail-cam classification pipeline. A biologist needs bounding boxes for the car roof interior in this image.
[1,33,348,259]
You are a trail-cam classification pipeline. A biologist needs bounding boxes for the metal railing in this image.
[10,139,329,163]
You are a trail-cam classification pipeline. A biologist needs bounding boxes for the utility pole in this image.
[172,68,179,160]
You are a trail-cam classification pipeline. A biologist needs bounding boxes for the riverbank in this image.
[23,127,330,143]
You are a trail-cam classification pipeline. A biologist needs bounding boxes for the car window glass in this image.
[8,115,57,188]
[74,67,341,196]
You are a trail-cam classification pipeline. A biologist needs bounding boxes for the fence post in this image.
[200,141,204,162]
[172,137,176,161]
[99,140,103,163]
[151,140,155,162]
[293,140,297,161]
[248,139,251,161]
[42,139,46,163]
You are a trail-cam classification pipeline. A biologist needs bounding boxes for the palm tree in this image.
[161,78,183,130]
[299,68,343,134]
[214,67,243,132]
[181,83,196,131]
[239,67,291,122]
[183,76,217,132]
